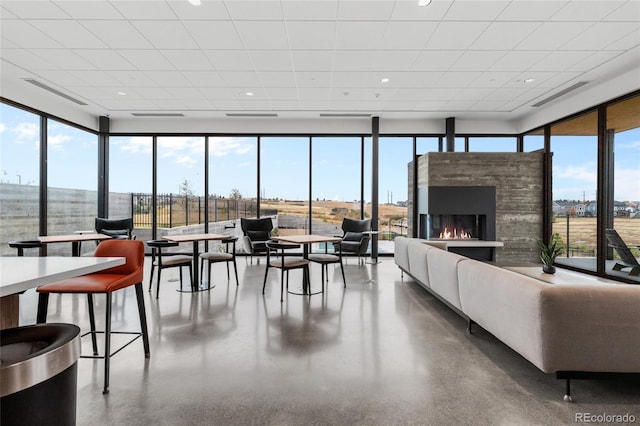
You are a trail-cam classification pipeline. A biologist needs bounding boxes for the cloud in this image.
[0,123,6,133]
[12,122,38,143]
[120,137,152,154]
[554,164,597,183]
[209,137,254,157]
[48,133,71,149]
[175,155,197,166]
[614,168,640,201]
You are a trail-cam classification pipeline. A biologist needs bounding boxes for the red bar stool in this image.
[35,240,150,394]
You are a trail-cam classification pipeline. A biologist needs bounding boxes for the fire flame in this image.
[439,227,472,239]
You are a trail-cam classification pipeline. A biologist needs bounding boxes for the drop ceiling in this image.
[1,0,639,127]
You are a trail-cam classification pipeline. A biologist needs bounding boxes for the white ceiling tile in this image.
[27,20,108,49]
[562,22,639,50]
[30,48,96,70]
[118,50,176,71]
[36,69,91,86]
[164,87,206,100]
[0,1,68,19]
[518,72,583,89]
[390,1,452,21]
[297,88,330,100]
[282,1,338,20]
[286,21,336,50]
[482,87,530,101]
[471,22,541,50]
[258,72,297,88]
[295,72,332,87]
[298,100,330,110]
[184,21,244,50]
[84,20,153,49]
[0,49,55,70]
[264,88,299,100]
[411,51,464,71]
[167,1,230,20]
[373,51,420,71]
[144,71,190,87]
[489,51,551,72]
[200,87,242,100]
[0,20,61,48]
[436,71,483,87]
[234,21,289,49]
[214,99,244,109]
[550,1,626,21]
[240,100,272,110]
[451,87,496,101]
[269,100,301,110]
[443,1,510,21]
[218,71,262,87]
[291,51,333,71]
[379,21,439,50]
[162,50,213,71]
[131,21,199,50]
[448,51,508,72]
[332,72,375,88]
[470,71,520,87]
[568,51,626,72]
[515,22,592,50]
[55,1,123,19]
[332,50,376,71]
[133,87,174,100]
[602,1,640,21]
[72,49,134,71]
[390,71,444,88]
[469,100,509,111]
[527,51,597,72]
[334,22,387,49]
[68,70,121,87]
[605,30,640,50]
[205,50,253,71]
[495,1,568,21]
[182,71,226,87]
[68,86,125,100]
[110,1,177,20]
[224,1,283,20]
[151,99,190,110]
[337,1,395,20]
[424,22,491,50]
[248,50,294,72]
[106,70,159,87]
[0,6,19,19]
[412,100,449,111]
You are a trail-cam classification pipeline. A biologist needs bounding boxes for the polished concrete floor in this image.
[18,257,640,425]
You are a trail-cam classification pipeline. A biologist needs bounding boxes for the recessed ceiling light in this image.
[380,78,390,83]
[418,0,432,6]
[245,92,254,96]
[524,78,535,83]
[188,0,201,6]
[117,91,127,96]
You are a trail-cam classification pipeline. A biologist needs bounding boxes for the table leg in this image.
[0,294,20,329]
[72,242,80,257]
[192,241,199,291]
[302,244,309,294]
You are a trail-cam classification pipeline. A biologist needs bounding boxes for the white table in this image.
[0,256,125,329]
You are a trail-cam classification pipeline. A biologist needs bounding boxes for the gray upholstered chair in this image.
[146,240,193,297]
[333,218,371,264]
[240,217,274,264]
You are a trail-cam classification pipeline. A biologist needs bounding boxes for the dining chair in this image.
[35,239,150,394]
[95,217,135,241]
[240,217,274,264]
[146,240,193,297]
[199,236,239,287]
[262,241,309,302]
[308,243,346,290]
[8,240,43,256]
[333,218,371,264]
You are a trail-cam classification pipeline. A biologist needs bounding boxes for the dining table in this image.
[0,256,125,329]
[271,234,342,295]
[162,233,231,292]
[38,233,112,256]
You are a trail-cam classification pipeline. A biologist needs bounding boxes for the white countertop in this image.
[0,256,125,297]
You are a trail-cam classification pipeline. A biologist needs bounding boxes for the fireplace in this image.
[424,214,483,240]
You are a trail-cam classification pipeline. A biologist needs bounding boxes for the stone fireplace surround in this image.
[408,152,545,264]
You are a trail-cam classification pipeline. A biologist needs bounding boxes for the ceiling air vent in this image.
[225,113,278,117]
[23,78,88,106]
[131,113,184,117]
[319,113,372,118]
[531,81,590,107]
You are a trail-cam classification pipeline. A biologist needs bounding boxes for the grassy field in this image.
[552,216,640,255]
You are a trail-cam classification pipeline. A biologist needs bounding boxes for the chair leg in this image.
[200,259,205,285]
[321,264,325,293]
[280,268,285,302]
[226,262,230,280]
[232,259,239,286]
[134,283,151,358]
[340,260,346,287]
[103,293,112,395]
[262,265,270,294]
[148,264,155,291]
[156,269,162,299]
[87,294,99,356]
[36,293,49,323]
[187,264,194,289]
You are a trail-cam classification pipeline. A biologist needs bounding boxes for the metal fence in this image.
[131,193,258,228]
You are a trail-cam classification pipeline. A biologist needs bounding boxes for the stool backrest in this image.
[94,240,144,280]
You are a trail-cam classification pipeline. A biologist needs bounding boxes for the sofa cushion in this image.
[394,236,411,273]
[426,247,468,310]
[407,240,433,288]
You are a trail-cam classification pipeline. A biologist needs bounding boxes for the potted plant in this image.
[539,239,562,274]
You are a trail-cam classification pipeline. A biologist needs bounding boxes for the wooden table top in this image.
[273,235,342,244]
[163,233,229,243]
[38,233,112,243]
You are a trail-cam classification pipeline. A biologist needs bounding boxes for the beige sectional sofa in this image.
[394,236,640,401]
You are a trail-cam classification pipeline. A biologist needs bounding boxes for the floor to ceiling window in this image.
[208,136,258,226]
[379,137,412,252]
[607,94,640,279]
[0,103,40,256]
[259,136,309,236]
[551,110,599,271]
[47,119,97,256]
[523,129,544,152]
[468,136,517,152]
[311,137,362,238]
[108,136,153,242]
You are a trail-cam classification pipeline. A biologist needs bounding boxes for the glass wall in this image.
[416,137,440,155]
[311,137,362,238]
[108,136,153,242]
[607,94,640,278]
[379,137,412,251]
[259,137,309,236]
[47,119,98,255]
[468,136,517,152]
[551,110,599,271]
[0,103,40,256]
[523,129,544,152]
